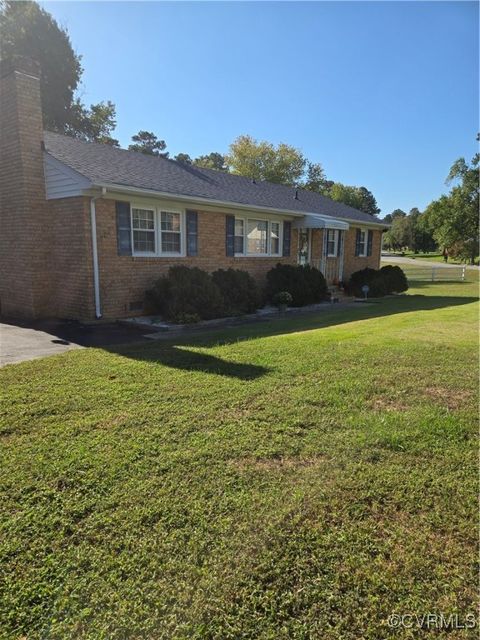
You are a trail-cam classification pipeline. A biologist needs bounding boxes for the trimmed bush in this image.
[211,268,260,315]
[146,266,225,321]
[347,266,408,298]
[380,265,409,293]
[265,264,328,307]
[272,291,293,308]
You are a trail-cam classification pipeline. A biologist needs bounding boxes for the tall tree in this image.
[128,131,169,157]
[174,153,192,164]
[327,183,380,216]
[0,0,117,142]
[383,209,408,250]
[68,100,119,146]
[195,152,228,172]
[424,155,479,264]
[302,162,327,193]
[357,186,380,216]
[228,135,306,185]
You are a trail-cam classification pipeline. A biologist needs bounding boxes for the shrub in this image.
[272,291,293,308]
[173,312,201,324]
[380,265,409,293]
[265,264,328,307]
[211,268,260,315]
[146,266,225,321]
[347,266,408,297]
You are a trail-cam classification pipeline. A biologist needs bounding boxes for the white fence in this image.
[404,266,467,282]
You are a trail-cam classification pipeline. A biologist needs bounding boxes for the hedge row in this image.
[347,265,408,297]
[146,264,329,322]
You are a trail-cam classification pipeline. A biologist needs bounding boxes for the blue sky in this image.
[42,1,478,216]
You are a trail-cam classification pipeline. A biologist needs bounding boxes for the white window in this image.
[358,229,367,257]
[234,216,283,256]
[247,219,268,254]
[234,218,244,254]
[160,211,181,254]
[131,205,184,256]
[270,222,280,256]
[326,229,339,257]
[132,208,156,254]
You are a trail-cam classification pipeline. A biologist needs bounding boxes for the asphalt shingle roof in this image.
[44,131,383,225]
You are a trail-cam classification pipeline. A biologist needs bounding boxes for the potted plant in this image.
[272,291,293,313]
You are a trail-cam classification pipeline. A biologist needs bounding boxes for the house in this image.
[0,57,386,321]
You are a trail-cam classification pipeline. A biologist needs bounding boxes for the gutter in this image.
[90,188,106,319]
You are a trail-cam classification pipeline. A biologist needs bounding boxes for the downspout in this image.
[90,188,106,319]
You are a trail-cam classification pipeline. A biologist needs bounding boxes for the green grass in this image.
[1,277,478,639]
[383,250,478,265]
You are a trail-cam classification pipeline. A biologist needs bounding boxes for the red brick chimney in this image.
[0,56,52,318]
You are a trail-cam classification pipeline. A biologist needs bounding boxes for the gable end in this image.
[44,153,92,199]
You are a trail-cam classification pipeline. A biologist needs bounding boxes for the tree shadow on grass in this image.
[108,293,478,379]
[131,343,269,380]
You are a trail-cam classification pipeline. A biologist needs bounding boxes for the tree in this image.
[383,209,407,250]
[227,135,306,185]
[194,152,228,172]
[357,186,380,217]
[0,0,117,142]
[128,131,169,157]
[424,155,479,264]
[68,100,119,146]
[302,162,327,193]
[326,183,380,216]
[174,153,192,164]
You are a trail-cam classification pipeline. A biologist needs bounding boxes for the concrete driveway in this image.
[0,319,152,367]
[0,322,80,366]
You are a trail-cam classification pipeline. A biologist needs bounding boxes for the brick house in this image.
[0,57,386,321]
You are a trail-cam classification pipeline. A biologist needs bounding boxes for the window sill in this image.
[234,254,282,258]
[131,253,186,259]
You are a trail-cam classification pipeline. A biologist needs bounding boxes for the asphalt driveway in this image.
[0,319,151,367]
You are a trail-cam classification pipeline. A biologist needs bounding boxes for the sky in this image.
[42,1,478,216]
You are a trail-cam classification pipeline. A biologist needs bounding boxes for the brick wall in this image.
[343,227,382,279]
[0,57,53,318]
[95,198,298,319]
[49,196,95,319]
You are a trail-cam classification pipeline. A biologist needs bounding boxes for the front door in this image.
[297,228,310,265]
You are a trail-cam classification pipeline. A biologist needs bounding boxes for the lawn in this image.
[383,250,478,265]
[1,277,478,639]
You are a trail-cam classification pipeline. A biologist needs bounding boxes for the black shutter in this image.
[186,210,198,256]
[283,221,292,257]
[337,230,343,257]
[354,228,361,257]
[116,201,132,256]
[367,230,373,256]
[226,214,235,256]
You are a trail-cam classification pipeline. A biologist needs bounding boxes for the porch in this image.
[292,214,349,285]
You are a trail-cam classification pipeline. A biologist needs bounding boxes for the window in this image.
[247,219,268,254]
[270,222,280,256]
[160,211,181,254]
[132,208,155,253]
[234,218,244,254]
[234,217,283,256]
[326,229,338,257]
[131,205,184,256]
[358,229,366,257]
